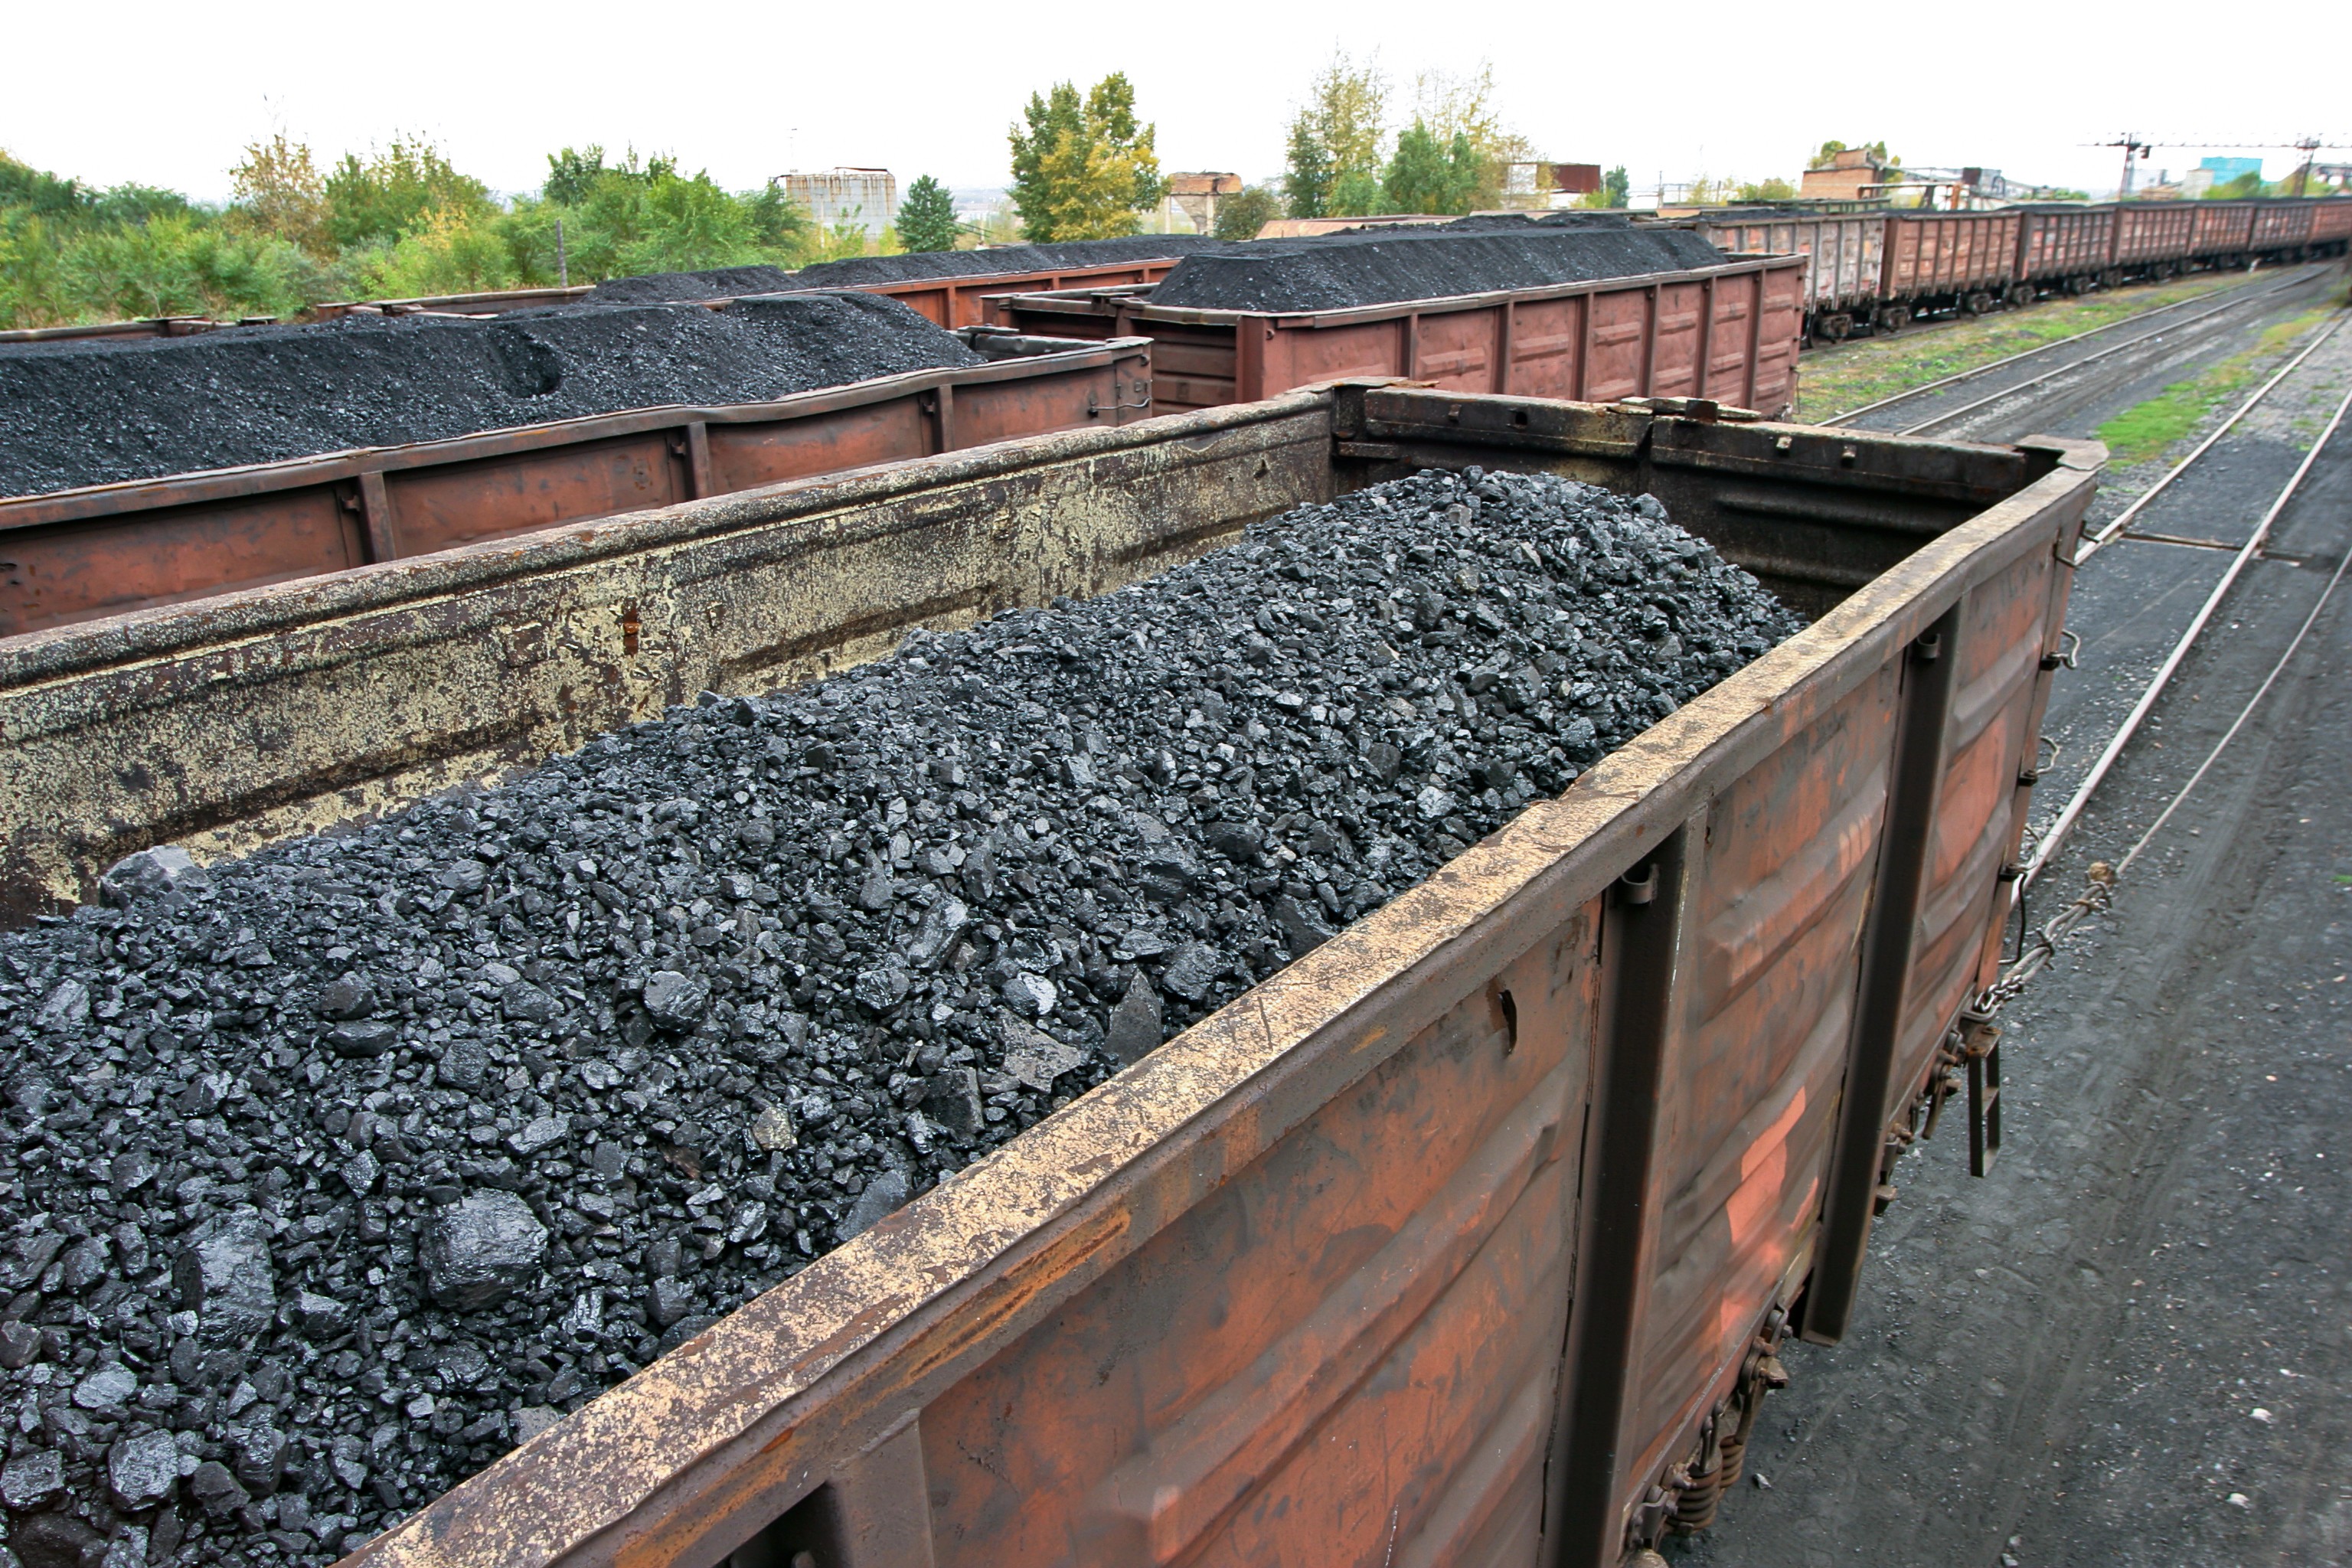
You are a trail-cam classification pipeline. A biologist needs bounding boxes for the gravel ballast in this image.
[0,292,985,498]
[1145,224,1728,314]
[0,467,1798,1565]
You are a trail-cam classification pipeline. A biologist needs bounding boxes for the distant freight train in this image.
[1674,196,2352,341]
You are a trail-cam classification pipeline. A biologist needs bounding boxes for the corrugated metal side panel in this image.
[921,915,1597,1568]
[1888,533,2065,1117]
[2114,204,2195,264]
[1616,655,1896,1498]
[2252,203,2315,247]
[2311,201,2352,243]
[2191,202,2257,256]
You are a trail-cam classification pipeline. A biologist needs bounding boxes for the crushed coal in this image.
[782,234,1233,290]
[1145,224,1726,313]
[0,293,984,497]
[0,467,1797,1563]
[581,266,798,305]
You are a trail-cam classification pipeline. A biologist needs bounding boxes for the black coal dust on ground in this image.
[0,292,984,498]
[0,469,1797,1566]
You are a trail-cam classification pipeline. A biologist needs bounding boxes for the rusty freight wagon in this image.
[2249,198,2318,255]
[0,381,2096,1566]
[0,329,1152,639]
[2014,204,2122,295]
[1664,211,1884,344]
[1874,210,2027,328]
[989,254,1808,420]
[2110,202,2198,279]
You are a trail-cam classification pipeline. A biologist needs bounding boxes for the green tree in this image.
[1382,120,1480,214]
[1579,165,1631,209]
[229,132,329,254]
[1735,176,1798,202]
[1213,185,1281,240]
[896,175,959,252]
[1282,120,1333,219]
[2207,171,2271,199]
[1008,74,1164,241]
[541,145,618,207]
[1282,52,1387,218]
[323,136,493,251]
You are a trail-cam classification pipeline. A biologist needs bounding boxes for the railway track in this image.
[1816,265,2337,436]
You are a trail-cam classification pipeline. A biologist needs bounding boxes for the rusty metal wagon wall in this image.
[991,256,1808,420]
[0,384,2096,1567]
[0,332,1151,639]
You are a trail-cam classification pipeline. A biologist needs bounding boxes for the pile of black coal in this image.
[1144,224,1727,313]
[0,292,983,497]
[0,467,1797,1565]
[580,266,797,305]
[781,234,1233,290]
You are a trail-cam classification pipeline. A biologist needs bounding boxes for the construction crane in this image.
[2092,135,2352,197]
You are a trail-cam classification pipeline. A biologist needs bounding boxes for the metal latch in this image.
[2040,629,2080,671]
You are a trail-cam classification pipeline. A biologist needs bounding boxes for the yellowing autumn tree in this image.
[1008,74,1165,241]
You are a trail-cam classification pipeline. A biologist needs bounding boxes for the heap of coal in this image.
[782,234,1233,289]
[0,467,1798,1566]
[1145,224,1727,313]
[0,293,984,497]
[581,266,797,304]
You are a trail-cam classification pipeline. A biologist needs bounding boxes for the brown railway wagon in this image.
[2251,199,2317,251]
[1671,212,1883,337]
[2016,205,2120,290]
[0,331,1152,640]
[2190,201,2258,258]
[0,384,2097,1566]
[1,260,1197,345]
[1875,211,2025,325]
[2313,199,2352,247]
[2112,202,2197,273]
[992,254,1808,419]
[855,260,1187,328]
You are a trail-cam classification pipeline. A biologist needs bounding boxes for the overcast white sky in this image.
[6,0,2345,205]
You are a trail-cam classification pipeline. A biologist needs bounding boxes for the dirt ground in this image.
[1671,278,2352,1567]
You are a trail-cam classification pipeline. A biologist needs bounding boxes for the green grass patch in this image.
[2096,307,2333,465]
[1796,272,2269,423]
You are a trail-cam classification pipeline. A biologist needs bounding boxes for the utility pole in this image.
[2292,136,2320,197]
[555,220,567,289]
[2105,132,2151,198]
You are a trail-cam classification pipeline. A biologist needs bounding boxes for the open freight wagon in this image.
[0,328,1152,639]
[0,382,2098,1567]
[0,253,1203,345]
[988,253,1808,420]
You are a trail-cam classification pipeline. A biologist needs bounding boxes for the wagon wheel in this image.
[2006,283,2034,309]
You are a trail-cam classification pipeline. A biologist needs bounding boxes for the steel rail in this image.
[1893,275,2324,438]
[1819,270,2313,426]
[2023,377,2352,887]
[2075,311,2349,564]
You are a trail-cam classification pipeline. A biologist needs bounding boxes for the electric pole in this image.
[2104,132,2152,198]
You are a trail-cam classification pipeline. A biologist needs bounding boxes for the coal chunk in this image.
[107,1426,181,1511]
[174,1207,276,1339]
[642,970,710,1030]
[421,1191,549,1308]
